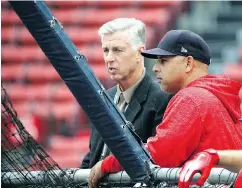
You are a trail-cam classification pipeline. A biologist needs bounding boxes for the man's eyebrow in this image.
[102,46,125,50]
[158,57,168,60]
[112,45,125,49]
[102,46,109,50]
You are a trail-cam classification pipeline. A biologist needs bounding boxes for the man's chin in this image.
[160,85,167,92]
[160,85,175,94]
[110,75,122,81]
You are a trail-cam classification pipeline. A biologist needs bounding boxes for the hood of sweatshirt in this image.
[187,74,242,122]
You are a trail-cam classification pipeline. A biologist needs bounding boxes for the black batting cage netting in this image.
[1,85,88,188]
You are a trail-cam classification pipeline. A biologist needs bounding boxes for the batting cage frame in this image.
[1,1,239,187]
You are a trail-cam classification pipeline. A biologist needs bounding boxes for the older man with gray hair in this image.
[80,18,171,169]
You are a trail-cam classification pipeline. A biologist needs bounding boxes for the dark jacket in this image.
[80,73,172,168]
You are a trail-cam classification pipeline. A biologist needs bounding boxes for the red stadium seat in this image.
[52,84,76,101]
[2,64,25,80]
[1,27,16,43]
[2,27,36,45]
[13,101,79,120]
[4,84,48,102]
[26,64,62,82]
[66,27,100,45]
[77,45,103,64]
[125,8,170,26]
[5,83,75,103]
[1,9,22,25]
[19,29,37,45]
[2,45,47,62]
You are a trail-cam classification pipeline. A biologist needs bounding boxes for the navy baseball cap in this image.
[141,30,211,65]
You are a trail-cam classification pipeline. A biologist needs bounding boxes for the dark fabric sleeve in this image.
[80,151,90,169]
[80,125,93,168]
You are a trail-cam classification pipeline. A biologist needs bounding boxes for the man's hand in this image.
[88,161,106,188]
[178,149,219,188]
[88,155,123,187]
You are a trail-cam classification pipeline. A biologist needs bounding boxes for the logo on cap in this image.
[181,47,188,53]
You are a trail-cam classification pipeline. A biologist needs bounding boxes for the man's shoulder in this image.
[174,86,215,105]
[179,86,213,98]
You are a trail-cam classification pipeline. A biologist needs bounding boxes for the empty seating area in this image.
[2,1,184,167]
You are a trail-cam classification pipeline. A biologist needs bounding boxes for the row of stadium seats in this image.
[53,8,170,26]
[45,1,182,9]
[2,8,170,27]
[1,1,181,9]
[2,27,101,45]
[13,100,81,120]
[4,83,75,102]
[2,63,109,82]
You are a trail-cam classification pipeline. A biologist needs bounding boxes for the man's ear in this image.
[185,56,195,73]
[137,45,145,61]
[139,45,145,52]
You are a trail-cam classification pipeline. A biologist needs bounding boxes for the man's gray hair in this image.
[98,18,146,50]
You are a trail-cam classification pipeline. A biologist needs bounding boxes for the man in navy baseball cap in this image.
[141,30,212,94]
[141,30,211,65]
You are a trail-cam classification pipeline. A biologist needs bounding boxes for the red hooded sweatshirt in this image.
[101,75,242,173]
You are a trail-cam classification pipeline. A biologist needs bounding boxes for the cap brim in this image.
[141,48,176,59]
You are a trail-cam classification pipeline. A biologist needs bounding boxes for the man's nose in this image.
[152,63,159,73]
[105,51,115,63]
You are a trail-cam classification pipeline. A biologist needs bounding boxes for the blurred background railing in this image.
[1,0,242,168]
